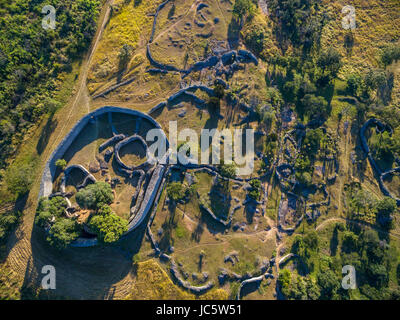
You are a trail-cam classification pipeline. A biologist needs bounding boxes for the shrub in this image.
[55,159,67,170]
[220,162,237,179]
[317,47,342,79]
[346,74,362,96]
[248,179,261,200]
[381,44,400,67]
[167,182,185,202]
[0,211,20,243]
[214,84,225,99]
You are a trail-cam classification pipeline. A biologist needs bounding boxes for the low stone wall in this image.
[149,0,171,43]
[130,170,145,215]
[199,204,233,227]
[237,274,264,300]
[60,165,96,193]
[170,260,214,295]
[278,253,298,267]
[99,134,126,152]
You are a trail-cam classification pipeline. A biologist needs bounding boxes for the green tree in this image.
[317,269,340,299]
[381,44,400,67]
[35,196,68,227]
[47,218,80,249]
[220,162,237,179]
[214,83,225,99]
[278,269,292,297]
[88,208,128,244]
[317,47,342,79]
[376,197,397,229]
[301,94,329,120]
[232,0,255,25]
[167,182,185,202]
[346,74,362,96]
[75,182,114,210]
[55,159,67,171]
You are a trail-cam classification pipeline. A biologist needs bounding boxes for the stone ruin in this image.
[39,106,169,247]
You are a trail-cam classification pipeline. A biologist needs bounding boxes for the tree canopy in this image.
[76,181,114,210]
[88,205,128,243]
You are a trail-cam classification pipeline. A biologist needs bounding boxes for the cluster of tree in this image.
[294,128,324,186]
[340,226,400,299]
[268,0,327,51]
[346,68,394,103]
[35,196,80,249]
[232,0,256,26]
[243,23,268,57]
[369,129,400,164]
[276,48,341,121]
[278,231,347,300]
[280,225,400,300]
[291,231,319,273]
[35,181,128,248]
[348,184,398,229]
[87,204,128,244]
[75,182,114,210]
[0,0,100,172]
[278,269,321,300]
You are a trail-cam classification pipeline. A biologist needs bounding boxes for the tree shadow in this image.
[36,116,58,155]
[23,212,145,299]
[330,226,339,256]
[227,18,240,49]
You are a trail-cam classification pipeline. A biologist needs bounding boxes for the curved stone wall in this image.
[39,106,167,200]
[38,106,169,247]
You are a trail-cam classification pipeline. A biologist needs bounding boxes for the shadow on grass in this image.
[36,115,58,155]
[21,211,148,299]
